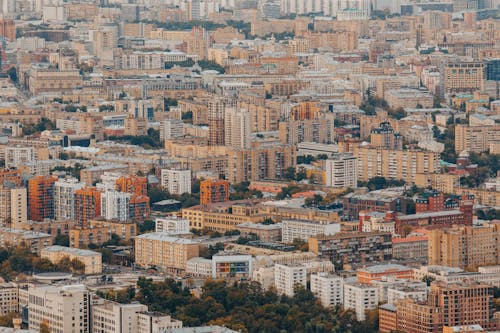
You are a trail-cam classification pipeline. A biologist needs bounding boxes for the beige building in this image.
[28,284,90,333]
[28,69,83,95]
[415,173,461,194]
[91,300,182,333]
[428,223,500,270]
[0,283,19,315]
[385,89,434,109]
[134,233,199,272]
[442,62,485,96]
[354,146,440,183]
[455,124,500,153]
[41,245,102,275]
[0,228,51,254]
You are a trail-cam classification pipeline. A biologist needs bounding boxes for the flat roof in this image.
[42,245,100,257]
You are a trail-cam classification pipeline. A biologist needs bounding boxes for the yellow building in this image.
[455,124,500,153]
[41,245,102,274]
[134,233,199,272]
[428,223,500,270]
[415,173,461,194]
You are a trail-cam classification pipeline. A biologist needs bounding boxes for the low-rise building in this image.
[41,245,102,275]
[281,220,340,243]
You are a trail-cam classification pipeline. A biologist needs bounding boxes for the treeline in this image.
[99,278,378,333]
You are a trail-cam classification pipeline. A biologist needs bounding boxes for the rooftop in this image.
[42,245,101,257]
[135,232,200,244]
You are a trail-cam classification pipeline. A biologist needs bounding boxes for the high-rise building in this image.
[274,264,307,296]
[5,146,36,169]
[428,223,500,270]
[27,285,91,333]
[199,179,229,205]
[325,154,358,188]
[224,108,251,150]
[101,190,131,222]
[115,175,148,196]
[310,273,344,308]
[441,61,485,96]
[208,97,236,146]
[0,18,16,41]
[10,187,27,228]
[161,169,192,195]
[54,177,85,221]
[370,122,402,150]
[343,281,378,321]
[75,187,102,227]
[160,119,184,141]
[28,176,57,222]
[455,124,500,153]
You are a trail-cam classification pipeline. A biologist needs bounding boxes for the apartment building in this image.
[28,69,83,95]
[155,217,190,234]
[160,119,184,141]
[441,61,485,96]
[325,154,358,188]
[199,179,229,206]
[356,264,414,284]
[455,124,500,153]
[28,176,57,222]
[0,186,27,228]
[274,264,307,297]
[281,219,340,243]
[343,281,379,321]
[370,122,402,150]
[354,146,441,184]
[115,175,148,197]
[4,146,35,169]
[69,226,112,249]
[0,283,19,315]
[28,284,91,333]
[428,223,500,270]
[224,108,251,150]
[41,245,102,275]
[75,187,102,227]
[54,177,85,221]
[309,232,392,270]
[310,273,344,308]
[100,190,131,222]
[134,233,199,272]
[161,169,192,195]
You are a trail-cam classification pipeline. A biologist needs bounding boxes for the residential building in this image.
[135,233,199,272]
[27,284,91,333]
[41,245,102,275]
[325,154,358,188]
[370,122,402,150]
[224,108,251,150]
[281,219,340,243]
[69,226,112,249]
[274,264,307,296]
[54,177,84,221]
[310,273,344,308]
[343,281,379,321]
[137,312,183,333]
[199,179,229,206]
[75,187,102,227]
[0,228,51,253]
[100,190,131,222]
[155,217,190,234]
[91,301,148,333]
[115,175,148,196]
[428,223,500,270]
[0,283,19,315]
[455,124,500,153]
[357,264,414,284]
[211,253,253,279]
[160,119,184,141]
[4,146,35,169]
[161,169,192,195]
[441,61,485,96]
[309,232,392,270]
[236,223,282,241]
[28,176,57,222]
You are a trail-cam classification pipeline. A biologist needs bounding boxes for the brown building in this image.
[69,226,111,248]
[394,298,443,333]
[75,187,101,227]
[0,19,15,41]
[28,176,57,222]
[428,223,500,270]
[199,179,229,206]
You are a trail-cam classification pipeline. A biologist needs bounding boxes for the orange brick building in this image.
[0,169,21,186]
[129,195,150,221]
[200,179,229,206]
[28,175,57,221]
[116,175,147,196]
[290,102,321,121]
[75,187,101,227]
[0,19,16,41]
[357,264,414,284]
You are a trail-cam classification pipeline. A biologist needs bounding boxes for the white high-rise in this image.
[28,284,91,333]
[101,190,131,221]
[343,281,378,321]
[4,146,35,169]
[274,264,307,296]
[310,273,344,308]
[325,154,358,188]
[54,177,85,221]
[161,169,192,195]
[224,108,251,150]
[160,119,184,141]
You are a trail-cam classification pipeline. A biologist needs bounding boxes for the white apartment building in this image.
[4,146,35,169]
[281,220,340,243]
[343,281,378,321]
[310,273,344,308]
[91,300,183,333]
[155,216,190,234]
[224,108,251,150]
[101,190,131,222]
[0,283,19,315]
[54,177,85,221]
[274,264,307,296]
[186,257,212,277]
[28,284,91,333]
[161,169,191,195]
[325,154,358,188]
[160,119,184,141]
[10,187,27,227]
